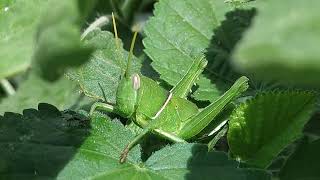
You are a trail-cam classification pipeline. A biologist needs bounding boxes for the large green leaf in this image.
[0,0,49,79]
[0,75,79,114]
[0,104,271,179]
[143,0,255,101]
[279,139,320,180]
[32,0,97,81]
[232,0,320,86]
[228,91,316,168]
[68,30,141,104]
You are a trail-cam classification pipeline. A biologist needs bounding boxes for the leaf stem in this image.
[0,79,15,96]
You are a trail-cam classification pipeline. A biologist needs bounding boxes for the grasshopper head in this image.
[111,14,141,118]
[115,74,140,117]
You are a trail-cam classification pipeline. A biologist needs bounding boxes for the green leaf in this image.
[279,139,320,180]
[228,91,316,168]
[0,0,49,79]
[204,7,256,91]
[68,30,141,104]
[143,0,255,101]
[0,0,12,8]
[232,0,320,86]
[0,0,97,81]
[143,143,270,180]
[33,0,96,81]
[0,74,79,114]
[0,104,271,179]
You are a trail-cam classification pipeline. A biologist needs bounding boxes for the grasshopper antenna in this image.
[112,12,137,78]
[125,31,138,78]
[112,12,120,50]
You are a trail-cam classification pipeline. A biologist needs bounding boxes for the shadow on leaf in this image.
[204,8,256,91]
[0,103,91,179]
[185,145,271,180]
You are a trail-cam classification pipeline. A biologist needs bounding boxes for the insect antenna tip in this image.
[111,12,120,49]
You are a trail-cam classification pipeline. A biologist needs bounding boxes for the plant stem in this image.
[0,79,15,96]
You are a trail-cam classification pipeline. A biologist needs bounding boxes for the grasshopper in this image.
[90,14,249,163]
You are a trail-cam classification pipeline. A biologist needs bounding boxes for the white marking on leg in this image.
[151,92,173,120]
[154,129,186,143]
[208,120,228,136]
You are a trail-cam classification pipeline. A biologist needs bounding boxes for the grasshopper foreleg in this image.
[90,102,114,116]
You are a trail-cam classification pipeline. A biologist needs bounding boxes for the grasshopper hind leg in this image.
[178,76,249,139]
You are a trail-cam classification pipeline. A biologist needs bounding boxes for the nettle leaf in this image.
[0,0,49,79]
[68,30,141,104]
[279,139,320,180]
[232,0,320,86]
[0,104,139,179]
[205,7,256,92]
[0,74,80,114]
[228,91,316,168]
[0,106,271,179]
[143,0,255,102]
[33,0,96,81]
[142,143,270,180]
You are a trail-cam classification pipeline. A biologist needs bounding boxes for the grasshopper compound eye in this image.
[132,74,140,90]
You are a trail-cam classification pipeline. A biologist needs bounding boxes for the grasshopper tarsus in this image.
[119,145,130,164]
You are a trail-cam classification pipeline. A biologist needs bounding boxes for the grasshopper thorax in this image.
[115,74,140,118]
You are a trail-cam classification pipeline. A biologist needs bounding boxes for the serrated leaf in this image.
[143,143,270,180]
[228,91,316,168]
[0,104,271,179]
[0,74,79,114]
[0,0,49,79]
[204,7,256,91]
[0,105,141,179]
[232,0,320,86]
[0,103,92,178]
[68,30,141,104]
[33,0,96,81]
[279,139,320,180]
[143,0,255,101]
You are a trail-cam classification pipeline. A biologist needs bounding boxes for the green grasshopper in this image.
[90,14,249,163]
